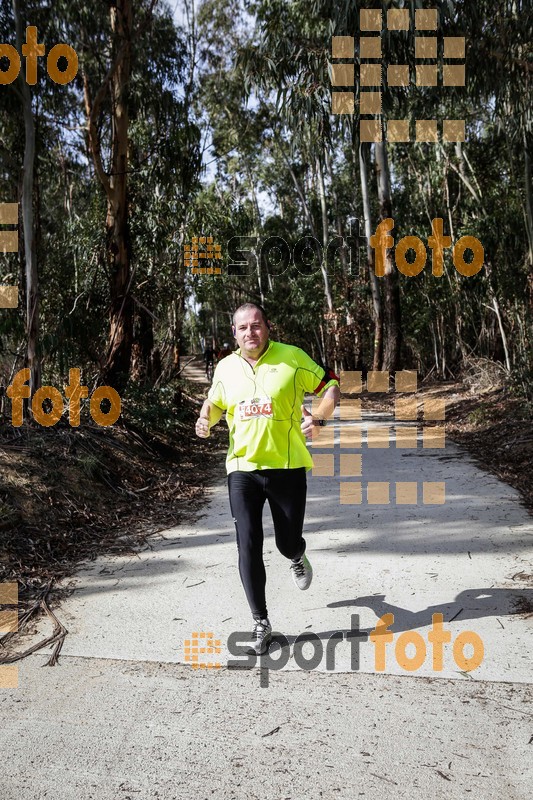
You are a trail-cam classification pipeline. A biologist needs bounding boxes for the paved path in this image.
[1,384,532,799]
[180,354,210,385]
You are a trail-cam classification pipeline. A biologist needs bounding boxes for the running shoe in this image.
[290,554,313,590]
[248,617,272,655]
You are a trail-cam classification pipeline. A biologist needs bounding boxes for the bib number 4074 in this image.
[239,398,273,420]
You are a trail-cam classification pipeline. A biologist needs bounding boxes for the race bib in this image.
[238,396,273,420]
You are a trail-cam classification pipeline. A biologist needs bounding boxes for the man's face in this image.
[233,308,270,359]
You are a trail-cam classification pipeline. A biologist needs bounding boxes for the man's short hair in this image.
[233,302,269,327]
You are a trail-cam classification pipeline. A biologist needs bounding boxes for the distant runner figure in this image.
[195,302,340,654]
[217,342,232,361]
[204,344,215,379]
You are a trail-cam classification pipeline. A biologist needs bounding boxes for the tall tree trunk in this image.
[104,0,133,388]
[131,303,155,384]
[170,302,180,368]
[13,0,40,396]
[315,152,337,369]
[443,162,468,363]
[375,140,402,370]
[83,0,134,390]
[315,153,334,313]
[524,131,533,308]
[324,147,348,276]
[491,294,511,372]
[358,141,382,370]
[246,167,266,303]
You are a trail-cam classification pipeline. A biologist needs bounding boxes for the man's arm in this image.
[301,383,340,441]
[312,383,340,422]
[195,399,225,438]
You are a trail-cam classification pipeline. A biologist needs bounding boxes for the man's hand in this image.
[195,416,210,438]
[301,405,317,440]
[195,400,224,438]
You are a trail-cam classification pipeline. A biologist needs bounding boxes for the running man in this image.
[195,302,340,654]
[217,342,232,361]
[204,344,215,379]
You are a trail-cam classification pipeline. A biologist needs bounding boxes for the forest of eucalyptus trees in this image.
[0,0,531,409]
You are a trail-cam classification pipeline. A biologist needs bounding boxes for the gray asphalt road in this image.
[1,406,532,799]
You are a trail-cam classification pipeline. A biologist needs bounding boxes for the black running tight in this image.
[227,468,307,619]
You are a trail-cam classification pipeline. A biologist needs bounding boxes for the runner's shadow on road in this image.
[327,588,533,631]
[269,587,533,646]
